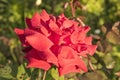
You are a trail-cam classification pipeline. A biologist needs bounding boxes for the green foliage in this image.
[17,63,28,80]
[51,68,64,80]
[0,65,16,80]
[80,0,120,31]
[80,70,107,80]
[0,52,6,64]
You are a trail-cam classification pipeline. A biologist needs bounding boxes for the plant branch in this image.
[42,70,47,80]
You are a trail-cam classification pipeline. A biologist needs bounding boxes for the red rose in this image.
[15,10,97,76]
[58,46,87,76]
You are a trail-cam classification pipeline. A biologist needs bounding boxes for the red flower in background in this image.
[15,10,97,76]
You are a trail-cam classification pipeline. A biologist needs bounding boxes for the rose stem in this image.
[42,70,47,80]
[37,69,42,80]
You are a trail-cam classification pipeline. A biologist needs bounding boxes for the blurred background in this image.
[0,0,120,80]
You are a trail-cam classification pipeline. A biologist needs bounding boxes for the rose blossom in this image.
[15,10,97,76]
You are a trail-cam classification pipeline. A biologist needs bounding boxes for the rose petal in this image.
[70,31,86,44]
[58,46,75,59]
[25,49,51,70]
[31,12,41,27]
[50,45,59,56]
[25,29,53,51]
[49,19,60,34]
[70,31,78,44]
[14,28,27,46]
[84,36,92,45]
[26,18,32,28]
[63,19,73,28]
[27,58,50,70]
[49,32,60,45]
[58,13,67,20]
[58,46,87,74]
[70,26,91,44]
[14,28,24,36]
[43,49,58,66]
[40,9,50,21]
[77,45,97,56]
[58,58,87,76]
[59,33,71,45]
[58,65,80,76]
[82,26,91,33]
[40,25,50,36]
[87,45,97,56]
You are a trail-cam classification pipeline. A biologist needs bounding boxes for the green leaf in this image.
[17,63,29,80]
[80,70,108,80]
[30,68,39,80]
[106,31,120,45]
[46,70,53,80]
[51,68,64,80]
[0,65,14,79]
[0,52,6,64]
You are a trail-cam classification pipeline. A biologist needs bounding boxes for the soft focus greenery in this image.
[0,0,120,80]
